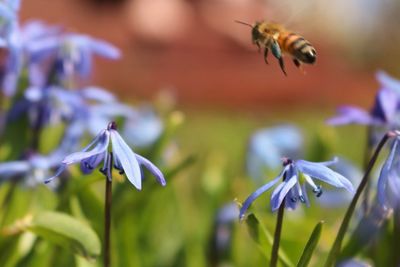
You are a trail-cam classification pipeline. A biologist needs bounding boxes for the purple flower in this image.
[0,150,64,186]
[239,158,354,220]
[377,136,400,210]
[327,88,398,126]
[327,71,400,128]
[57,33,120,79]
[44,122,166,190]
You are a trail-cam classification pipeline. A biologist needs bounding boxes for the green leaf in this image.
[27,211,101,259]
[297,221,324,267]
[245,214,295,267]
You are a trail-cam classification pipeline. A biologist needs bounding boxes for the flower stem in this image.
[324,131,395,267]
[104,152,113,267]
[270,197,285,267]
[361,126,373,214]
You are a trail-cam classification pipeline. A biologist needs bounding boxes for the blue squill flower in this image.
[0,150,65,186]
[246,125,303,180]
[377,136,400,210]
[239,158,354,220]
[45,122,166,190]
[327,87,398,127]
[58,33,120,79]
[327,71,400,128]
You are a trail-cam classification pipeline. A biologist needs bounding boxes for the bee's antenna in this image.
[234,20,253,28]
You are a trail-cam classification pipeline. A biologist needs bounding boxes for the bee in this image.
[235,20,316,75]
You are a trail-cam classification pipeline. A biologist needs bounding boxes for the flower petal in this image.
[135,154,166,186]
[80,152,105,174]
[296,160,354,193]
[271,174,297,211]
[44,164,67,184]
[90,37,121,59]
[62,130,109,165]
[239,175,281,220]
[326,106,379,125]
[371,88,398,123]
[81,86,116,103]
[110,129,142,190]
[0,161,30,179]
[376,70,400,93]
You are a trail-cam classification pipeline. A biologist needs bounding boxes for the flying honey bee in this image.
[235,20,316,75]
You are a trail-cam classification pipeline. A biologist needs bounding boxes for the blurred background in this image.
[19,0,400,110]
[10,1,400,266]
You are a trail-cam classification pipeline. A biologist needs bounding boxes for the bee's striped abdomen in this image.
[278,32,316,64]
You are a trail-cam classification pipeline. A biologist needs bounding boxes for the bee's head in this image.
[251,22,262,41]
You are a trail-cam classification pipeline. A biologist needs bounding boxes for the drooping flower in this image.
[327,71,400,128]
[377,136,400,210]
[57,33,121,80]
[0,150,65,187]
[44,122,166,190]
[239,157,354,220]
[246,125,303,181]
[327,87,398,127]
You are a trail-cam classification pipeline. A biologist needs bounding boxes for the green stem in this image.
[104,152,113,267]
[361,126,373,214]
[324,131,395,267]
[270,199,285,267]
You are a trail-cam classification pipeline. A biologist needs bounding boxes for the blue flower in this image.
[327,71,400,128]
[377,136,400,210]
[246,125,303,181]
[57,33,121,79]
[44,122,166,190]
[0,150,64,186]
[327,88,398,126]
[239,158,354,220]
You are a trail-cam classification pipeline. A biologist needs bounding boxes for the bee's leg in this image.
[293,59,305,74]
[278,57,287,76]
[293,59,301,68]
[263,47,269,64]
[256,42,261,53]
[270,41,286,75]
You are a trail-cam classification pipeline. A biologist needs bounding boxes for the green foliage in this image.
[5,211,101,259]
[297,221,324,267]
[245,213,295,267]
